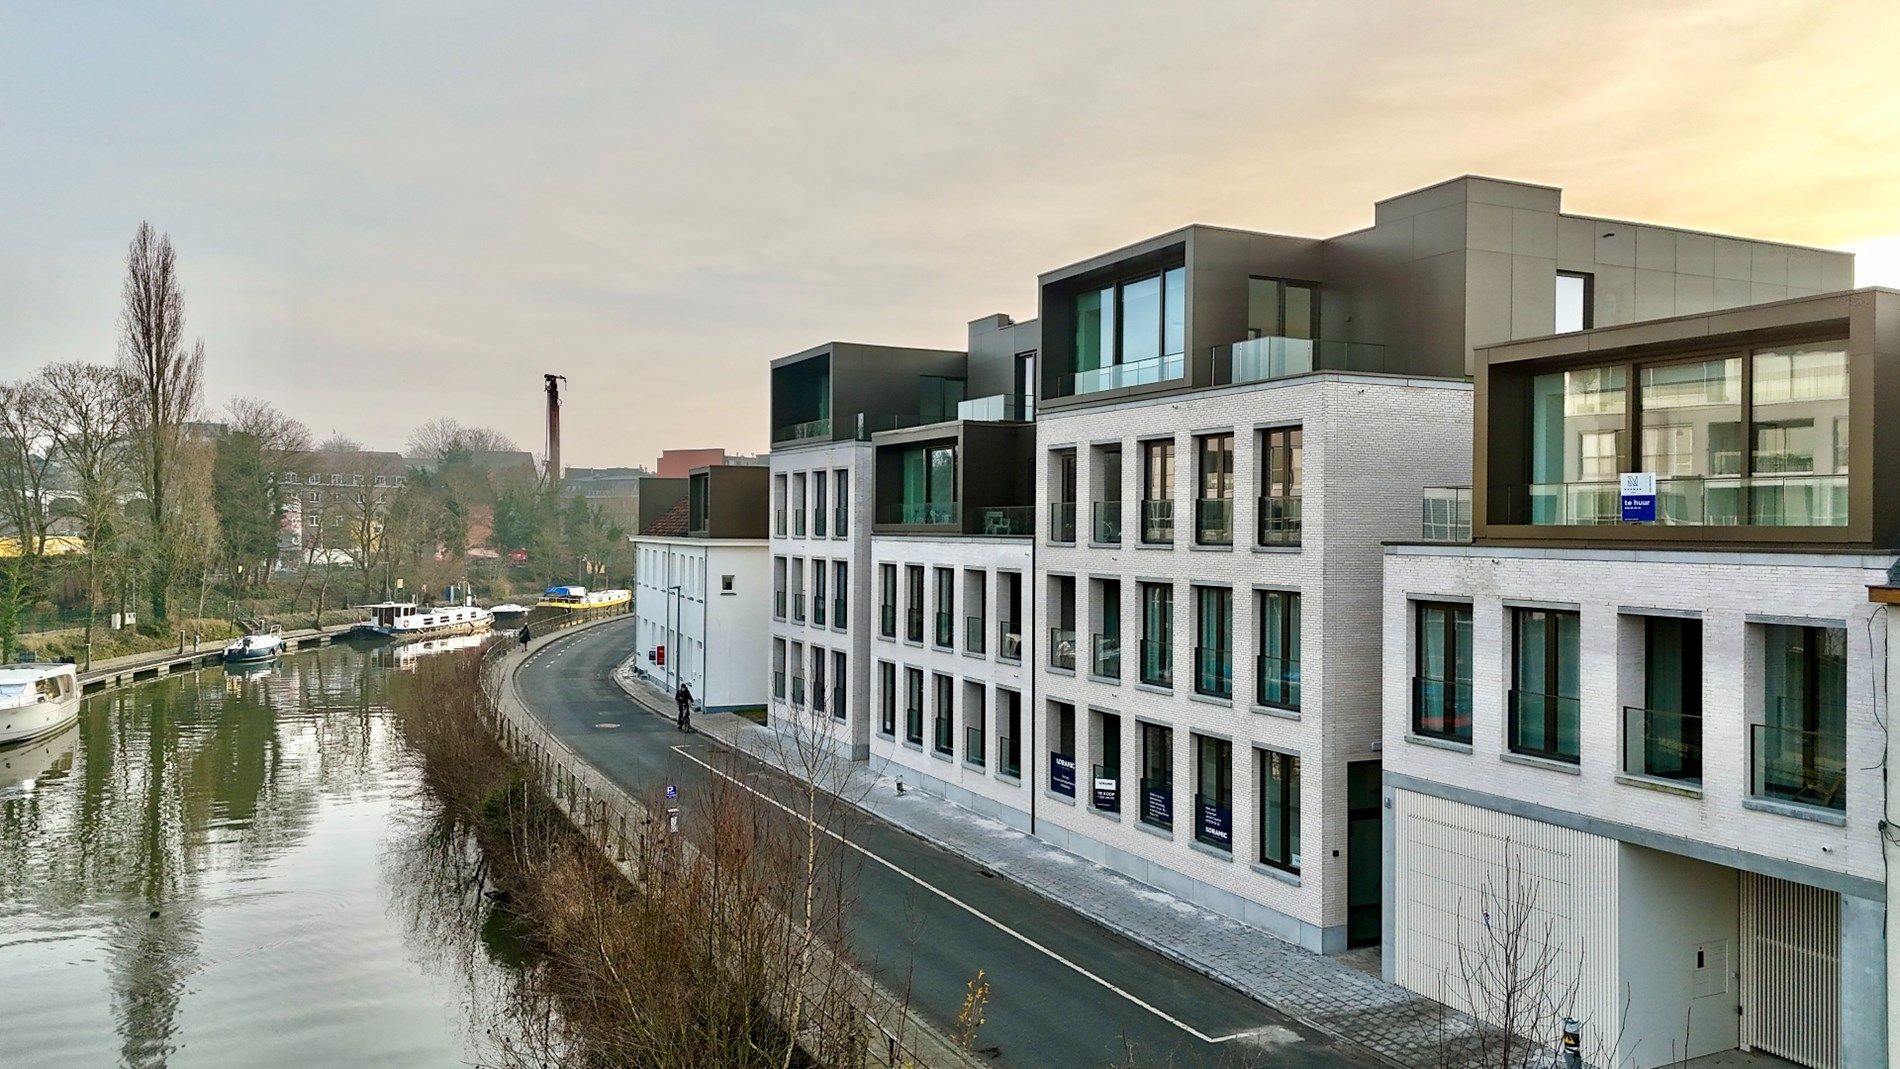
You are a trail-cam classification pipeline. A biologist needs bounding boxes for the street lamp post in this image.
[668,583,683,694]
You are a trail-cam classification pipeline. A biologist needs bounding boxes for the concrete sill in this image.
[1088,542,1122,551]
[929,749,954,764]
[903,640,926,649]
[995,773,1023,788]
[875,633,894,643]
[1086,805,1123,824]
[1135,820,1175,842]
[933,645,955,655]
[963,651,990,662]
[1048,540,1077,548]
[1043,789,1076,807]
[1189,692,1234,709]
[1047,666,1076,677]
[997,657,1023,667]
[1251,862,1302,887]
[1189,544,1234,553]
[1254,704,1301,721]
[1251,545,1303,555]
[962,760,987,773]
[1189,840,1234,862]
[1135,682,1174,697]
[1614,773,1703,799]
[1743,797,1846,826]
[1134,542,1175,550]
[1088,674,1123,686]
[901,739,925,754]
[1500,751,1580,775]
[1405,734,1473,754]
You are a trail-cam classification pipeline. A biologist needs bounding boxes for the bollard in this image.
[1561,1017,1581,1069]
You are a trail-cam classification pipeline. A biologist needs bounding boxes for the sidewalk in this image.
[612,662,1473,1069]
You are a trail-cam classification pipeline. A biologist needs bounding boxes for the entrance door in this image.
[1346,761,1381,947]
[1740,872,1839,1069]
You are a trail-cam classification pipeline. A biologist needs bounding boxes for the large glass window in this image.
[1256,590,1300,710]
[1555,271,1593,333]
[1642,356,1744,524]
[905,565,925,643]
[1257,749,1300,873]
[1193,586,1232,699]
[878,563,896,638]
[1140,722,1173,829]
[1193,735,1233,851]
[898,445,957,524]
[999,689,1021,779]
[1075,286,1113,374]
[1122,275,1161,366]
[1195,433,1234,546]
[1625,616,1702,782]
[1247,278,1316,340]
[1528,366,1625,523]
[904,667,924,745]
[1140,439,1175,544]
[934,567,955,649]
[1139,582,1173,687]
[1258,425,1303,545]
[1750,344,1849,526]
[933,673,955,755]
[1510,608,1581,763]
[1414,602,1472,741]
[1066,268,1187,394]
[1754,624,1847,810]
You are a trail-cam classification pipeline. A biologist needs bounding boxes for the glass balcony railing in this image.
[1139,638,1172,687]
[973,506,1033,537]
[774,417,832,442]
[832,597,846,624]
[999,733,1020,779]
[774,591,787,619]
[833,505,848,537]
[879,603,896,638]
[1091,633,1120,679]
[1256,654,1300,710]
[1421,486,1472,541]
[1049,627,1077,670]
[1751,718,1847,811]
[790,676,806,706]
[879,500,958,525]
[965,725,986,767]
[934,610,954,649]
[853,413,930,439]
[955,394,1027,421]
[1091,501,1122,544]
[1195,498,1232,546]
[965,615,987,654]
[1622,706,1702,783]
[774,508,787,537]
[1056,353,1185,397]
[1496,475,1848,528]
[1049,502,1077,543]
[812,507,827,538]
[1257,495,1302,545]
[772,670,786,700]
[905,607,924,643]
[998,620,1023,662]
[811,684,827,713]
[1507,689,1581,763]
[1212,337,1392,384]
[1412,677,1472,742]
[1193,646,1232,699]
[1140,499,1174,543]
[793,508,807,536]
[831,688,845,720]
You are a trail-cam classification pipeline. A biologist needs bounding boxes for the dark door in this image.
[1346,761,1381,947]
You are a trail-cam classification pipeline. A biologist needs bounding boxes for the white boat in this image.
[538,586,632,612]
[360,599,495,642]
[223,626,286,663]
[0,663,81,747]
[386,631,491,671]
[489,603,529,617]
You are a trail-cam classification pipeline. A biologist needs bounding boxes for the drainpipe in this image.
[1872,563,1899,1069]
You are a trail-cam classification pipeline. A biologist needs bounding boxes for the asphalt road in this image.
[515,619,1377,1069]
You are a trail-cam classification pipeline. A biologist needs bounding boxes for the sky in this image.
[3,0,1899,467]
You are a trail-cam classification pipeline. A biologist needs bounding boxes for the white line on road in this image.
[667,744,1265,1045]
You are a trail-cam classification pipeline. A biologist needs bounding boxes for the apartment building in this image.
[767,341,967,760]
[866,314,1041,825]
[632,464,770,711]
[279,448,408,564]
[1381,289,1890,1069]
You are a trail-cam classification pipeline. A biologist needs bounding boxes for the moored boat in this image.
[223,627,286,663]
[0,662,80,747]
[537,585,632,612]
[359,600,495,643]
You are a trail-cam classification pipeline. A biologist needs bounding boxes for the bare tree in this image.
[38,361,134,653]
[406,417,519,460]
[118,221,206,627]
[315,433,362,453]
[0,377,60,560]
[218,397,310,586]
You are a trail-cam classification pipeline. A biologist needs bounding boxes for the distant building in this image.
[278,449,408,565]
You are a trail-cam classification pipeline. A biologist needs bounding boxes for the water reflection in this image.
[0,645,537,1068]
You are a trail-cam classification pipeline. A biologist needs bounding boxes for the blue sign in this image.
[665,784,677,800]
[1092,776,1119,812]
[1050,753,1077,797]
[1620,472,1657,522]
[1196,799,1233,849]
[1143,784,1173,825]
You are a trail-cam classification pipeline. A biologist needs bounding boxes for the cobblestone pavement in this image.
[615,664,1475,1068]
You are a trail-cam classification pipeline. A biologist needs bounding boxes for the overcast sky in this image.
[4,1,1898,466]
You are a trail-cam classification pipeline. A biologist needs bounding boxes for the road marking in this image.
[666,744,1263,1045]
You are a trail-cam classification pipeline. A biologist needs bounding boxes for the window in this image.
[792,472,807,536]
[1626,616,1701,782]
[1750,343,1849,525]
[1139,722,1173,829]
[1068,267,1187,394]
[830,650,846,722]
[1140,439,1175,544]
[964,569,987,655]
[1413,602,1472,742]
[774,474,789,536]
[1247,277,1316,340]
[934,567,955,648]
[1048,574,1076,670]
[1257,749,1300,873]
[1193,734,1232,851]
[1193,586,1231,699]
[879,661,896,736]
[1256,590,1300,710]
[998,572,1023,662]
[878,564,897,638]
[772,639,787,700]
[904,667,924,745]
[812,561,828,627]
[1091,577,1121,679]
[1049,449,1077,543]
[1049,701,1077,798]
[1092,711,1121,812]
[1555,271,1593,333]
[812,470,828,537]
[1258,426,1303,545]
[964,683,986,766]
[773,557,788,619]
[933,673,955,755]
[832,468,849,537]
[790,558,805,622]
[998,689,1022,779]
[1139,582,1172,687]
[832,561,846,626]
[897,445,957,524]
[811,649,828,714]
[1527,366,1627,523]
[905,565,925,642]
[1194,433,1233,546]
[1754,623,1847,810]
[720,574,734,594]
[1509,608,1581,762]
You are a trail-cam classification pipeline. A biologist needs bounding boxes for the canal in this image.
[0,641,544,1068]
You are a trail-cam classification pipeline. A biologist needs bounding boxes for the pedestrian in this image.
[518,624,532,647]
[675,682,693,731]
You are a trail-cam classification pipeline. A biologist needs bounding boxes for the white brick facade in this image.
[631,535,769,711]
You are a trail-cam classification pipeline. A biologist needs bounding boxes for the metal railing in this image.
[832,505,848,538]
[998,733,1020,779]
[1421,486,1472,541]
[1048,627,1077,670]
[1256,654,1300,710]
[774,590,787,619]
[1140,499,1174,543]
[813,594,827,627]
[965,615,987,655]
[1412,676,1472,742]
[1193,645,1232,699]
[1622,706,1702,782]
[774,508,787,537]
[790,676,806,707]
[830,687,845,721]
[792,593,805,622]
[1092,501,1122,544]
[934,713,954,755]
[1195,498,1232,546]
[772,670,786,700]
[1139,638,1172,687]
[1507,689,1580,763]
[832,596,846,625]
[1257,494,1302,545]
[1091,633,1120,679]
[812,506,827,538]
[1751,720,1847,811]
[1055,352,1185,397]
[1048,501,1077,543]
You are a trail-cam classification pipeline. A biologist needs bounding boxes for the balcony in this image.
[1421,486,1472,542]
[774,417,832,443]
[1212,337,1391,384]
[1257,495,1302,546]
[1049,627,1077,670]
[1049,502,1077,543]
[1412,677,1472,741]
[955,394,1027,421]
[905,607,925,643]
[1622,707,1702,783]
[965,615,987,655]
[965,724,986,766]
[998,619,1023,662]
[934,611,954,649]
[973,506,1033,537]
[1507,689,1580,763]
[1495,475,1849,528]
[1140,499,1174,544]
[1195,498,1232,546]
[879,500,958,526]
[879,603,896,638]
[1139,638,1172,687]
[1193,646,1232,699]
[1091,633,1120,679]
[1751,721,1847,812]
[1256,654,1300,710]
[1057,353,1185,398]
[1092,501,1122,544]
